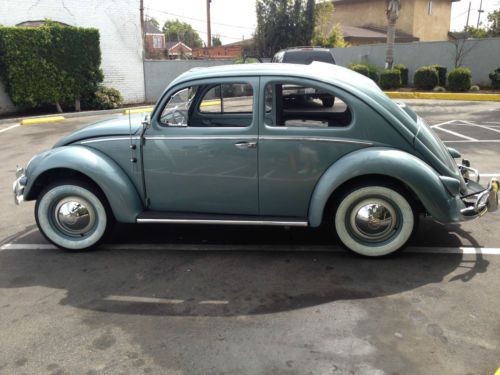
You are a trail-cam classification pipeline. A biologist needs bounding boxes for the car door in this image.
[142,77,259,215]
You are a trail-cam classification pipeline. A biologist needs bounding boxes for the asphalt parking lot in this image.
[1,100,499,374]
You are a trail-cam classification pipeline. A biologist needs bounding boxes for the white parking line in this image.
[1,243,500,255]
[103,296,230,305]
[0,124,20,133]
[433,125,477,141]
[444,140,500,143]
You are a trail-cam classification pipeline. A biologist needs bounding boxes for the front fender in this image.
[24,146,143,223]
[308,147,464,227]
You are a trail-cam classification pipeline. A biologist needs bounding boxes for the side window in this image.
[264,82,352,128]
[159,86,197,126]
[199,83,253,114]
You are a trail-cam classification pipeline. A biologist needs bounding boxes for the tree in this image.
[463,25,488,39]
[212,35,222,47]
[311,1,348,48]
[486,9,500,37]
[147,17,160,31]
[385,0,401,69]
[162,19,203,48]
[254,0,315,57]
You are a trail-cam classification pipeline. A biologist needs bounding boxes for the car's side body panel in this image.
[308,147,465,227]
[24,146,143,223]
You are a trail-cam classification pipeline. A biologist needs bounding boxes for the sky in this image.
[145,0,499,45]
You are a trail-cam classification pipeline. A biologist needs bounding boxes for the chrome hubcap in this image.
[350,199,397,242]
[53,197,96,237]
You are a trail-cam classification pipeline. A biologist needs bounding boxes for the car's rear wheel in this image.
[35,180,111,251]
[334,185,416,257]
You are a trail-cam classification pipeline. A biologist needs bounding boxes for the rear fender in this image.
[308,147,463,227]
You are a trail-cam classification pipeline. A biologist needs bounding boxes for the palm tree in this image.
[385,0,401,69]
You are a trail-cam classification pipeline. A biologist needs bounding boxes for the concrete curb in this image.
[385,92,500,101]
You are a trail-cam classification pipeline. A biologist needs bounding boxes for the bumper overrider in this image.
[458,163,499,218]
[13,166,27,205]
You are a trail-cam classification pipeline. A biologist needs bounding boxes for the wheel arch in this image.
[308,147,461,227]
[24,146,143,223]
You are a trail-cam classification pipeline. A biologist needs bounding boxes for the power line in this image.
[146,7,256,30]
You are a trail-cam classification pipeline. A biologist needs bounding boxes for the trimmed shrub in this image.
[414,67,439,90]
[470,85,480,92]
[433,86,446,92]
[380,69,401,90]
[348,63,380,84]
[489,68,500,89]
[365,64,380,85]
[0,21,103,111]
[448,67,472,92]
[349,63,369,77]
[84,86,123,110]
[430,65,447,87]
[394,64,409,86]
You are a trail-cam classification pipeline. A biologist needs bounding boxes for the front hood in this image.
[53,113,145,147]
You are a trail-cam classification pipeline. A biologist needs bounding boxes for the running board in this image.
[136,211,308,227]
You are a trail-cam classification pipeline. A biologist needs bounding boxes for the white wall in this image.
[0,0,145,114]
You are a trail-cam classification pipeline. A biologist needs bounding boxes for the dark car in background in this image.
[272,47,336,107]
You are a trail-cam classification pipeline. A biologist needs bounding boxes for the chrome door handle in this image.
[235,141,257,149]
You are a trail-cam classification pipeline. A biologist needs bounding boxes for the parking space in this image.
[1,100,499,374]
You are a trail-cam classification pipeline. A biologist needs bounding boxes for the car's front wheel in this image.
[334,185,416,257]
[35,180,111,251]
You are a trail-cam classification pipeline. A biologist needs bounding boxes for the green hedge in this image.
[414,67,439,90]
[349,64,369,77]
[394,64,408,86]
[489,68,500,90]
[448,68,472,92]
[380,69,401,90]
[348,63,380,84]
[0,21,103,111]
[430,65,447,87]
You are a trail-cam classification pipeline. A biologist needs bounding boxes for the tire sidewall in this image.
[335,186,414,257]
[36,183,108,250]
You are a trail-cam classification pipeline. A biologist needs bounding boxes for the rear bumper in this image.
[460,178,498,219]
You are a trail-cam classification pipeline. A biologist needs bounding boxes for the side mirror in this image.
[141,113,151,129]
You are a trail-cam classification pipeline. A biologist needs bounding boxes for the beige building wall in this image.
[412,0,453,41]
[328,0,454,41]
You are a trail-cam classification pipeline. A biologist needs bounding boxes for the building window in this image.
[428,0,433,15]
[153,35,163,49]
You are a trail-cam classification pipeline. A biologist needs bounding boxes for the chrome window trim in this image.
[137,218,308,227]
[259,135,372,146]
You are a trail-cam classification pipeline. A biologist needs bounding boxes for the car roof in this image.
[171,62,373,92]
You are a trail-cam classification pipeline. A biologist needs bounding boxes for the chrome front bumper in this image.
[460,178,499,218]
[12,166,26,205]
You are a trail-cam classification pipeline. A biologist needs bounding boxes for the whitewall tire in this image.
[35,180,110,251]
[334,185,415,257]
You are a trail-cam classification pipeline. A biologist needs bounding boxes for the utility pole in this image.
[465,1,471,29]
[206,0,212,49]
[477,0,484,28]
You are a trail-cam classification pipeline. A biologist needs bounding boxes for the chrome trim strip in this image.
[137,218,308,227]
[259,135,372,145]
[145,136,257,141]
[80,137,140,144]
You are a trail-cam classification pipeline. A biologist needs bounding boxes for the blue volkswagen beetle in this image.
[13,63,498,256]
